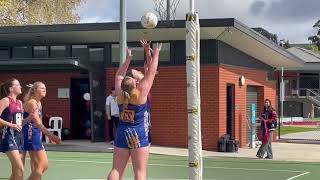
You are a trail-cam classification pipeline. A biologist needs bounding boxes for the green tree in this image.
[308,20,320,51]
[252,27,278,44]
[0,0,84,26]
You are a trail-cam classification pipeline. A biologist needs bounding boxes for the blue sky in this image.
[76,0,319,43]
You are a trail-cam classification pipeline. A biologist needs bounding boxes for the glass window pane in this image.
[50,46,66,58]
[0,47,9,60]
[112,44,145,62]
[72,45,88,61]
[131,46,144,61]
[12,46,31,58]
[33,46,48,58]
[112,44,120,63]
[89,47,104,62]
[299,73,319,89]
[152,42,170,62]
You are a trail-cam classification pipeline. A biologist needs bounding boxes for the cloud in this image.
[249,0,320,23]
[77,0,319,43]
[249,1,266,16]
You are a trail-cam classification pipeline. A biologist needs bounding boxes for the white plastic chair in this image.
[45,116,63,143]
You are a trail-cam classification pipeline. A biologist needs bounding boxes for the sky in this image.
[76,0,320,44]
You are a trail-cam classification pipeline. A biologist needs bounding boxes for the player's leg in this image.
[107,147,130,180]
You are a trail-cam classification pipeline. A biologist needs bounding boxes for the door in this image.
[89,71,106,142]
[70,78,90,139]
[246,86,258,145]
[226,84,235,139]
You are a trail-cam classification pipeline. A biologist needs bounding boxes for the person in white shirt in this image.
[106,87,119,144]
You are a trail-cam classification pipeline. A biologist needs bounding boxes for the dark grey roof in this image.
[0,58,91,72]
[0,18,305,68]
[0,18,235,34]
[287,47,320,63]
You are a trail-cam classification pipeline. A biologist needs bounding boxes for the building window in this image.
[50,46,66,58]
[72,45,88,61]
[111,43,144,63]
[12,46,31,58]
[299,73,319,89]
[0,47,9,60]
[89,47,104,62]
[33,46,48,58]
[299,73,319,96]
[111,44,120,63]
[131,46,144,61]
[152,42,170,62]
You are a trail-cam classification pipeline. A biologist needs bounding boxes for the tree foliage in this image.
[308,20,320,51]
[252,27,278,44]
[0,0,84,26]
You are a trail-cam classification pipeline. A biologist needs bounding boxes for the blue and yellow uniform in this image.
[22,106,44,151]
[115,89,150,149]
[0,97,24,152]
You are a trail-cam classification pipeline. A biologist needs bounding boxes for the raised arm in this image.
[115,48,132,96]
[140,39,152,74]
[138,43,162,99]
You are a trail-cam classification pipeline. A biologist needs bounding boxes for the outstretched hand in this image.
[152,42,162,52]
[126,47,132,57]
[140,39,153,56]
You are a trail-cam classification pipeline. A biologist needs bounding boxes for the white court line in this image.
[286,172,310,180]
[0,157,310,174]
[49,159,307,173]
[74,179,213,180]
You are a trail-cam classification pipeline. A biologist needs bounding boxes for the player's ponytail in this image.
[121,76,135,107]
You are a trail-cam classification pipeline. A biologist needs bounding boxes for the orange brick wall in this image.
[0,72,85,129]
[106,64,277,150]
[218,64,277,147]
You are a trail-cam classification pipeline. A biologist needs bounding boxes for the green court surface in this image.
[1,151,319,180]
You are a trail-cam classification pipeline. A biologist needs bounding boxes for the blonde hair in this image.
[24,81,44,102]
[121,76,135,106]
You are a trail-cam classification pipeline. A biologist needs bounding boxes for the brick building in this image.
[0,19,303,150]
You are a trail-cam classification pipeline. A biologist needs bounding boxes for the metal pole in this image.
[281,67,284,127]
[190,0,194,13]
[119,0,127,65]
[167,0,171,20]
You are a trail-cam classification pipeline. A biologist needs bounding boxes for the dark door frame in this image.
[226,84,235,139]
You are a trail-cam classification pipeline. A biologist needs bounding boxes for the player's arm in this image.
[21,112,34,126]
[138,43,162,100]
[105,97,111,119]
[0,97,22,131]
[26,100,61,144]
[140,39,152,74]
[115,48,132,96]
[19,100,34,126]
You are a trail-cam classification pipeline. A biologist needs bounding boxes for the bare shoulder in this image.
[0,97,9,106]
[24,99,37,111]
[0,97,9,103]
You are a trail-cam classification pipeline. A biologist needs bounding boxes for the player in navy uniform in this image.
[22,81,61,180]
[0,78,33,180]
[107,42,162,180]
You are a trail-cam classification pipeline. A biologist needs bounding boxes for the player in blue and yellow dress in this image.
[22,106,44,151]
[21,81,61,180]
[0,78,32,180]
[107,40,162,180]
[115,89,150,149]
